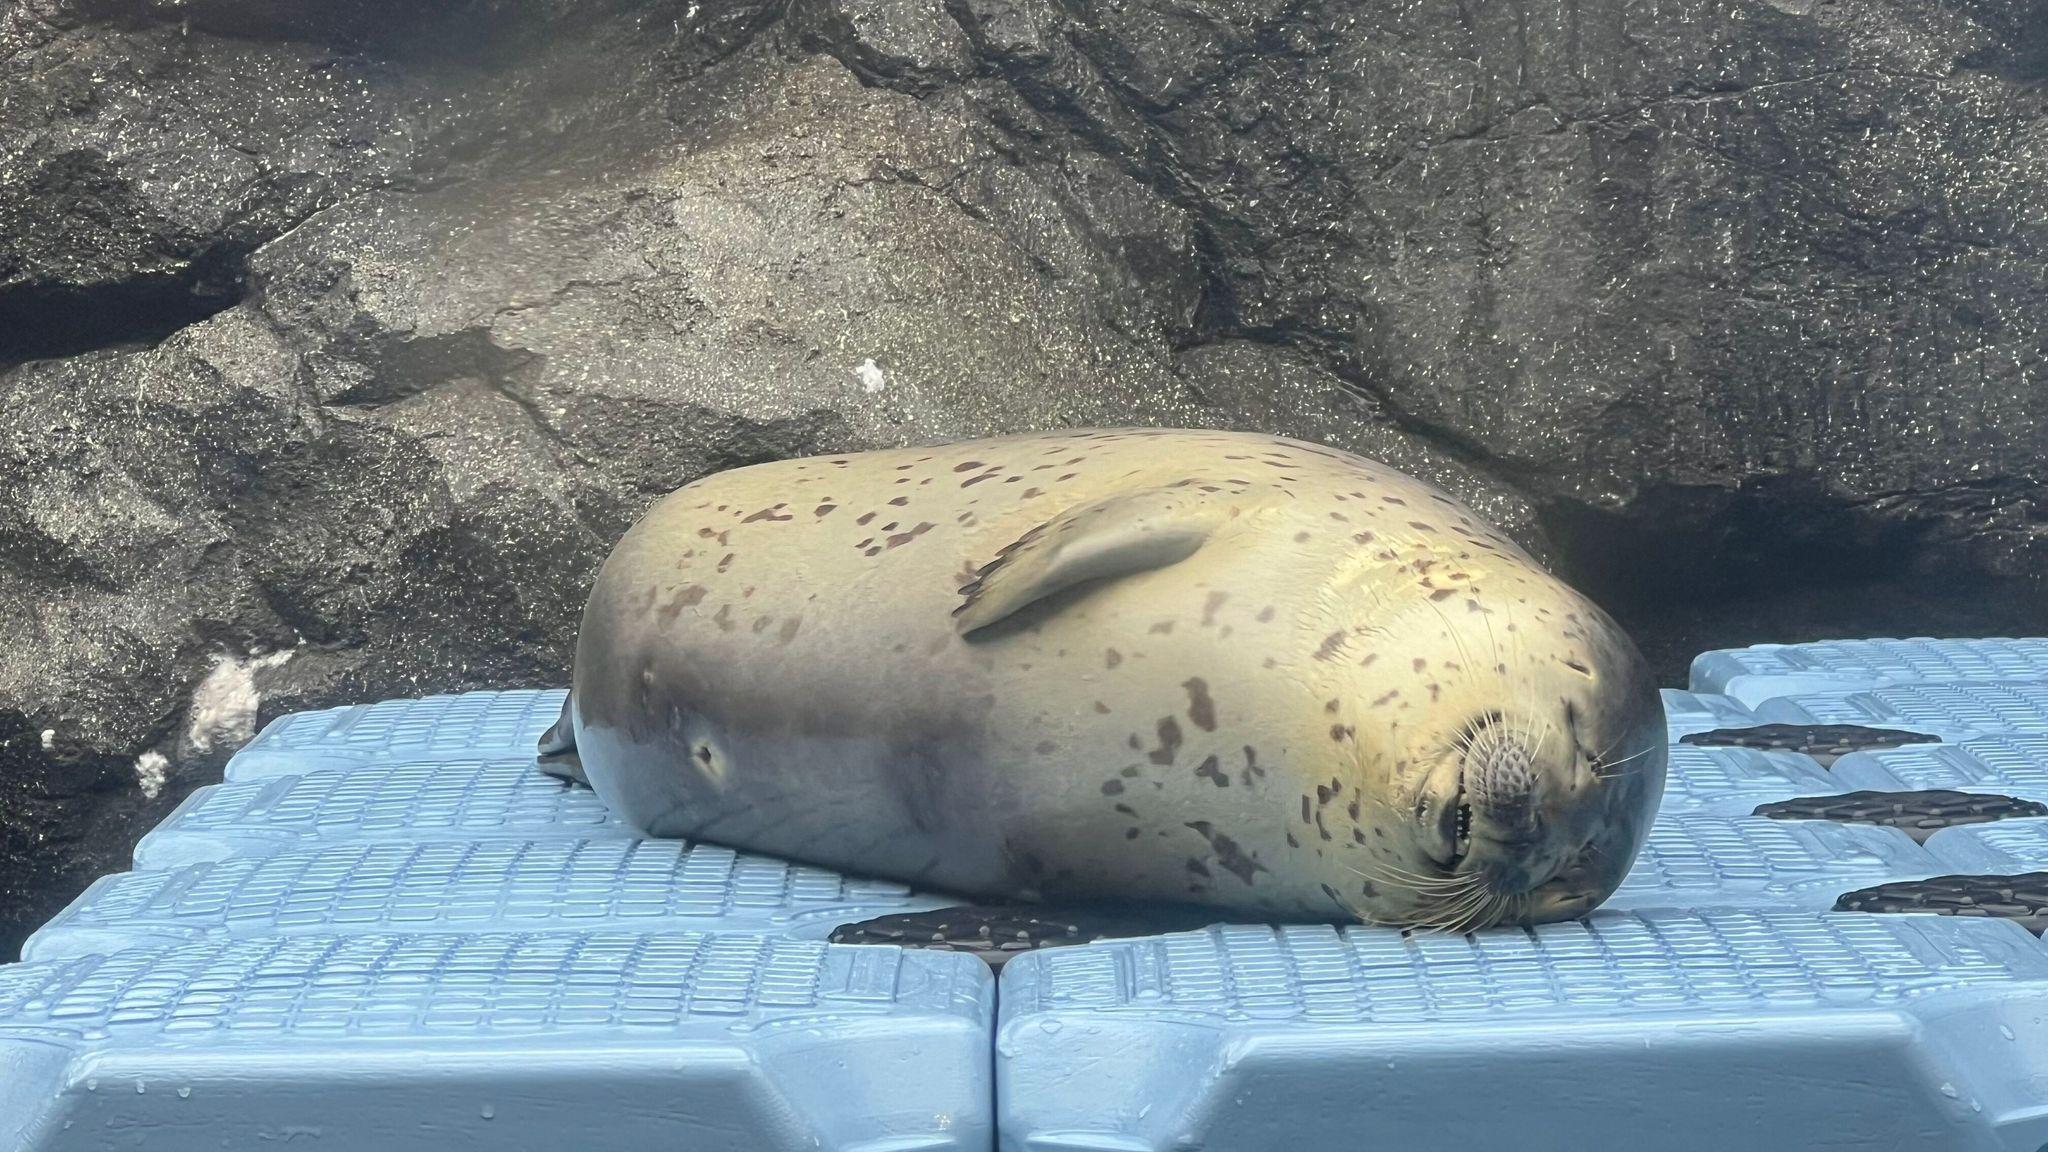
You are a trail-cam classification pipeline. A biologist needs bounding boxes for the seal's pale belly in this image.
[561,428,1667,924]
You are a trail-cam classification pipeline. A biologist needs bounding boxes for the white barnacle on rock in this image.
[135,752,170,800]
[855,358,888,394]
[40,729,55,750]
[186,649,296,755]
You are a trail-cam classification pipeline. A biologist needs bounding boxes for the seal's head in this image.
[1341,592,1666,933]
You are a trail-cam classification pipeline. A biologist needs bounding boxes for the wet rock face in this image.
[1,0,2044,952]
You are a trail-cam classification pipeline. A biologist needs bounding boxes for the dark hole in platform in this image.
[1680,724,1943,767]
[1834,873,2048,936]
[829,902,1232,970]
[1756,789,2048,842]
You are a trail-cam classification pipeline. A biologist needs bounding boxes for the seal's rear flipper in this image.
[536,692,588,787]
[828,902,1229,970]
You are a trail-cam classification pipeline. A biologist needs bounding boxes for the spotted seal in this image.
[539,428,1667,935]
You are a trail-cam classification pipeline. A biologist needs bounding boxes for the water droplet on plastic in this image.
[481,1104,495,1120]
[135,1080,146,1094]
[84,1079,98,1093]
[1039,1019,1063,1035]
[177,1087,192,1100]
[2002,1025,2017,1041]
[1940,1083,1959,1099]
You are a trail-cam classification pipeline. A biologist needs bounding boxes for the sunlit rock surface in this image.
[1,0,2043,952]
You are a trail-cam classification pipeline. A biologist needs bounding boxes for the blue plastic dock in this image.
[996,914,2048,1152]
[23,840,952,962]
[0,933,993,1152]
[7,636,2048,1150]
[224,689,568,778]
[1753,681,2048,739]
[1691,637,2048,706]
[1658,688,1763,737]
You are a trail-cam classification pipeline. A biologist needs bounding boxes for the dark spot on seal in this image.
[1412,658,1427,672]
[778,617,802,643]
[1257,606,1276,623]
[1105,648,1123,669]
[1324,698,1340,713]
[1359,653,1379,667]
[1126,828,1141,839]
[752,615,773,633]
[1186,859,1213,879]
[857,512,876,525]
[1149,718,1183,765]
[1286,832,1300,848]
[1035,740,1057,755]
[1301,796,1312,823]
[1329,724,1354,742]
[1114,803,1137,816]
[1372,689,1399,706]
[1563,657,1591,675]
[1194,755,1229,787]
[1346,797,1361,820]
[1241,746,1264,784]
[1382,496,1406,505]
[1058,472,1078,481]
[1313,631,1348,661]
[1183,678,1217,731]
[1428,683,1441,701]
[1101,780,1126,796]
[1202,591,1228,625]
[1094,701,1112,714]
[1352,531,1375,544]
[889,496,909,506]
[1294,531,1311,543]
[881,522,899,532]
[1186,820,1266,885]
[1119,766,1141,777]
[713,605,735,631]
[697,527,718,538]
[657,584,709,624]
[954,461,983,472]
[695,745,713,765]
[743,507,792,523]
[1150,620,1176,635]
[814,504,838,517]
[1429,589,1455,601]
[1128,734,1142,750]
[718,553,735,573]
[962,473,999,488]
[887,522,936,548]
[856,538,874,549]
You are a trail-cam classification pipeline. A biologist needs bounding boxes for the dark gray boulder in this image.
[1,0,2043,954]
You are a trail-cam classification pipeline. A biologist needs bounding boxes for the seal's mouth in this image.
[1421,766,1474,869]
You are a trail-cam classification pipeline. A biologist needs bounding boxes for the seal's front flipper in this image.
[536,691,588,786]
[954,486,1246,636]
[827,902,1229,970]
